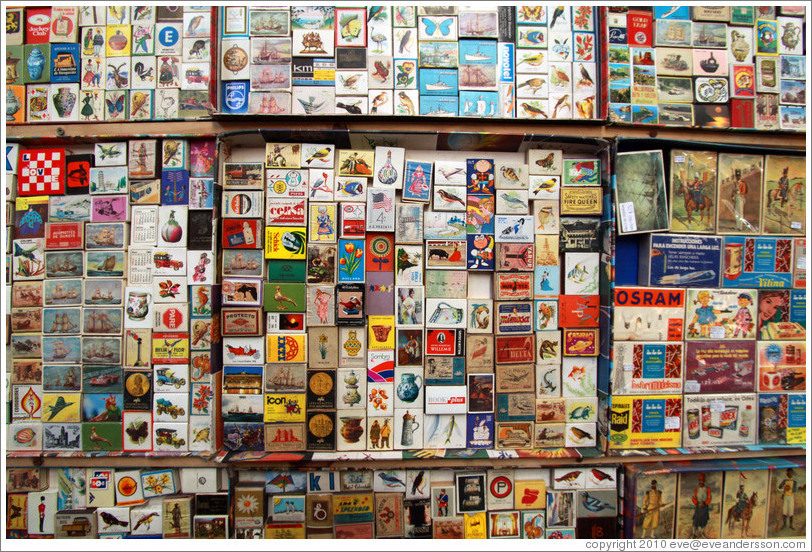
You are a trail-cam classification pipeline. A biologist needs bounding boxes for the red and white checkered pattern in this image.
[17,148,66,196]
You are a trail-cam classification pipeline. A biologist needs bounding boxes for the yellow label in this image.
[264,393,306,423]
[265,523,306,539]
[15,196,49,210]
[266,334,307,363]
[513,479,546,510]
[787,427,806,445]
[560,187,602,215]
[367,315,396,349]
[608,395,683,449]
[41,393,81,423]
[264,226,307,260]
[105,24,132,57]
[464,512,487,539]
[152,335,189,363]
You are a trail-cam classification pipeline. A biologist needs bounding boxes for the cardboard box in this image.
[682,393,757,447]
[613,287,686,341]
[560,188,602,215]
[758,393,806,446]
[608,395,683,449]
[722,236,793,288]
[639,234,722,287]
[558,295,599,328]
[611,342,684,395]
[684,341,756,394]
[793,238,805,288]
[757,341,806,392]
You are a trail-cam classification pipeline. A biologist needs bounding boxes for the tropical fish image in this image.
[337,180,364,196]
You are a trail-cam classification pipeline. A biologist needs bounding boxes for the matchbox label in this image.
[424,385,467,414]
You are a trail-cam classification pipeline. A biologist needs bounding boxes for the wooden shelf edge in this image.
[6,448,803,469]
[6,119,806,149]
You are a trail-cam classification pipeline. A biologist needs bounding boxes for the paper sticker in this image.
[684,380,701,393]
[623,364,634,372]
[791,222,802,229]
[709,326,725,339]
[619,202,637,233]
[709,400,725,413]
[664,416,680,430]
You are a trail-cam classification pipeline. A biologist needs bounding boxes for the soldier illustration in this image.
[642,479,664,538]
[777,468,798,530]
[691,473,713,538]
[732,169,748,230]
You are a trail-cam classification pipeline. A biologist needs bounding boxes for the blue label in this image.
[466,413,494,448]
[158,26,179,47]
[647,234,723,287]
[641,399,665,433]
[753,238,778,272]
[790,289,806,326]
[641,344,666,379]
[608,27,627,45]
[653,6,690,20]
[787,395,806,428]
[498,43,514,82]
[222,81,248,113]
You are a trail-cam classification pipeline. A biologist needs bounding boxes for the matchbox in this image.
[608,394,683,449]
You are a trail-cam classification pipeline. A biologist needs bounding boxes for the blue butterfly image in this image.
[423,17,453,37]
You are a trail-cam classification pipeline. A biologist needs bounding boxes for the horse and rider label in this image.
[639,233,723,288]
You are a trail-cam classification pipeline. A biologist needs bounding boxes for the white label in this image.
[710,400,726,413]
[791,222,802,229]
[619,202,637,233]
[665,416,681,430]
[674,155,686,163]
[684,380,701,393]
[797,256,806,269]
[709,326,725,339]
[623,364,635,371]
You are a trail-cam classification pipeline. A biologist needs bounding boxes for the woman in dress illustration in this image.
[407,164,428,197]
[688,290,721,338]
[314,289,332,324]
[316,206,334,237]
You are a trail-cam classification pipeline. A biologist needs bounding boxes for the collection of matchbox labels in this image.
[8,138,219,454]
[6,465,622,539]
[605,6,806,130]
[609,148,806,450]
[6,5,215,123]
[217,5,599,118]
[220,143,603,453]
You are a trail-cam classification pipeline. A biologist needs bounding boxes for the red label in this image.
[667,318,684,341]
[425,329,462,356]
[558,295,599,327]
[490,476,512,499]
[730,99,755,129]
[365,233,395,272]
[26,7,52,44]
[161,307,185,330]
[627,10,652,47]
[45,222,83,249]
[266,199,307,225]
[494,334,535,364]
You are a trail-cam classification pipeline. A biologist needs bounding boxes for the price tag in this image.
[710,400,726,413]
[684,380,701,393]
[674,155,686,163]
[665,416,681,430]
[619,202,637,233]
[797,256,806,270]
[709,326,725,339]
[623,364,635,371]
[791,222,802,230]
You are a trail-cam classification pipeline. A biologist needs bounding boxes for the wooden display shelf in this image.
[6,118,806,149]
[6,447,804,469]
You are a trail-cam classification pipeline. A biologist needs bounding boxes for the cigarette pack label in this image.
[608,395,682,449]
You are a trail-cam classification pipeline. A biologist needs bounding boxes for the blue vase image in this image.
[396,373,422,403]
[27,47,45,81]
